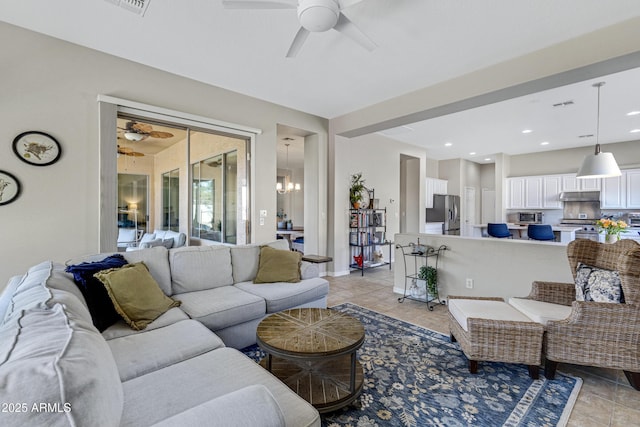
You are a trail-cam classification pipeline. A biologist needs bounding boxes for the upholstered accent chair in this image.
[527,224,556,241]
[526,239,640,390]
[487,223,512,238]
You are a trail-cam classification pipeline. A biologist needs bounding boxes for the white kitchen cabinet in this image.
[561,174,601,191]
[543,175,562,208]
[627,169,640,208]
[506,177,525,209]
[507,175,561,209]
[524,177,543,209]
[425,178,448,208]
[601,172,627,209]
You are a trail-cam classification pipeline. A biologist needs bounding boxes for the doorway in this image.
[400,155,420,233]
[463,186,476,236]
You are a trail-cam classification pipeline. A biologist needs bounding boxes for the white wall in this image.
[0,22,327,286]
[394,233,573,300]
[331,133,427,275]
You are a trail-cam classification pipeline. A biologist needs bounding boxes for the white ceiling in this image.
[3,1,640,166]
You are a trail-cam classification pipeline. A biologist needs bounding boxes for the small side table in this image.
[301,255,333,264]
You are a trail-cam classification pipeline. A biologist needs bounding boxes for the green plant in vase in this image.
[349,172,365,209]
[418,266,438,296]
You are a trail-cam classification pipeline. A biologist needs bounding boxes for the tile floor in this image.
[325,267,640,427]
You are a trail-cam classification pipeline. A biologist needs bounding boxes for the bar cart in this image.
[397,240,447,311]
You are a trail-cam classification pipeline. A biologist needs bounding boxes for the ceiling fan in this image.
[118,121,174,141]
[117,145,144,157]
[222,0,376,57]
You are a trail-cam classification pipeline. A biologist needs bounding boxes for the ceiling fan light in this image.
[298,0,339,32]
[124,132,144,142]
[576,150,621,179]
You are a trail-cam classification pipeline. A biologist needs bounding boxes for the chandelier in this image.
[276,143,301,194]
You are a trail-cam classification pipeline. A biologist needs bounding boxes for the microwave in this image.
[518,212,543,224]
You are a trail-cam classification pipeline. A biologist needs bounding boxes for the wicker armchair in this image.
[527,239,640,390]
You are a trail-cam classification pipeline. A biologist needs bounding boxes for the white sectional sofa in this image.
[0,240,326,426]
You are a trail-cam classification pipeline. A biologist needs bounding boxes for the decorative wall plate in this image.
[0,170,21,206]
[12,131,62,166]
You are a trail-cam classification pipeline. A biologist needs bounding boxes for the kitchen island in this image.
[471,224,581,243]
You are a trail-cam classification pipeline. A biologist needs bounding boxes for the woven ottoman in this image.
[448,296,544,379]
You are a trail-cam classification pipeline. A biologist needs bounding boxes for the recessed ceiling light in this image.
[469,152,476,156]
[627,111,640,116]
[484,157,491,161]
[522,129,533,134]
[444,142,452,147]
[540,141,549,146]
[631,129,640,133]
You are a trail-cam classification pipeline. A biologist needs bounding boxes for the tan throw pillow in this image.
[94,262,181,330]
[254,246,302,284]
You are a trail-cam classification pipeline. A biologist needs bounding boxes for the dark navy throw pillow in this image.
[66,254,128,331]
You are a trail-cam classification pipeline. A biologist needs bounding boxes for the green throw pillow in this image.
[94,262,181,330]
[254,246,301,284]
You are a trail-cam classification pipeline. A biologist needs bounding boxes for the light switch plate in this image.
[260,210,267,217]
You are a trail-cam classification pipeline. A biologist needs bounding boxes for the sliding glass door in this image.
[115,114,250,246]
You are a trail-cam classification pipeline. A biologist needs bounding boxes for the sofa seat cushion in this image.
[169,246,234,293]
[101,307,189,340]
[151,385,285,427]
[508,297,572,326]
[235,277,330,313]
[448,298,533,333]
[0,304,123,427]
[174,286,266,331]
[121,347,319,427]
[107,319,225,381]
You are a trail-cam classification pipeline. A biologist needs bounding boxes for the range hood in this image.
[559,191,601,202]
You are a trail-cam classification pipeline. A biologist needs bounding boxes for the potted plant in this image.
[350,172,366,209]
[418,265,438,297]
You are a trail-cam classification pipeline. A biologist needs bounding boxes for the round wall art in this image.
[12,131,62,166]
[0,170,21,206]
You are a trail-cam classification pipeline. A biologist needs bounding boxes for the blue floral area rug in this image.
[242,303,582,427]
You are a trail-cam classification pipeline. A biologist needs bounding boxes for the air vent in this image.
[578,134,594,138]
[552,100,574,107]
[105,0,151,16]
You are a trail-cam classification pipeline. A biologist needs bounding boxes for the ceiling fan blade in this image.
[334,12,376,52]
[148,131,174,139]
[222,0,296,9]
[286,27,310,58]
[132,122,153,133]
[338,0,365,9]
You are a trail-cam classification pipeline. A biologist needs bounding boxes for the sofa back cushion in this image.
[0,262,123,427]
[2,262,92,325]
[153,229,187,249]
[0,304,123,427]
[230,240,290,283]
[67,247,172,296]
[169,246,234,294]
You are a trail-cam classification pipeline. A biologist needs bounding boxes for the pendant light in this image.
[276,143,301,194]
[576,82,621,179]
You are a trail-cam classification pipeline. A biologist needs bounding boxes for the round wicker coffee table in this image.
[256,308,365,413]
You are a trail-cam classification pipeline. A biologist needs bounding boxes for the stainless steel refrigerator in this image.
[426,195,461,235]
